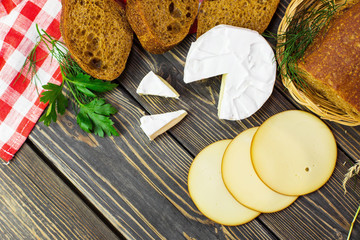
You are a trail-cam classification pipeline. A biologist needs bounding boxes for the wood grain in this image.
[258,150,360,240]
[118,26,360,240]
[27,37,360,239]
[0,143,119,240]
[17,0,360,239]
[29,86,274,239]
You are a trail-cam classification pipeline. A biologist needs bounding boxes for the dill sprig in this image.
[20,24,119,137]
[276,0,344,89]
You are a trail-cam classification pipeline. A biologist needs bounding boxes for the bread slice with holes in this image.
[60,0,133,80]
[197,0,280,37]
[126,0,198,54]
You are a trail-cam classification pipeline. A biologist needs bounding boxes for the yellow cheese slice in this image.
[188,140,260,226]
[222,127,297,213]
[251,110,337,196]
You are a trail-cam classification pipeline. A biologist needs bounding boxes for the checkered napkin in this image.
[0,0,62,162]
[0,0,200,162]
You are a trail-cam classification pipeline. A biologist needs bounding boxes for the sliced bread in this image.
[297,1,360,121]
[126,0,198,54]
[60,0,133,81]
[197,0,280,37]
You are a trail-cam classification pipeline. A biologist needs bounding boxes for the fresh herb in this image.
[77,99,118,137]
[274,0,344,89]
[20,24,119,137]
[39,82,67,126]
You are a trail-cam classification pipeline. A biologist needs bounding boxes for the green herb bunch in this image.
[20,24,119,137]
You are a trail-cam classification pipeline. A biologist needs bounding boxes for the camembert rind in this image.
[188,140,260,226]
[137,71,180,98]
[222,127,297,213]
[183,25,276,120]
[251,110,337,196]
[140,110,187,140]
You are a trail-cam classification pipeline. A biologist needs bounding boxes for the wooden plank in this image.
[0,143,119,240]
[258,151,360,239]
[26,0,360,239]
[29,86,275,239]
[118,33,360,238]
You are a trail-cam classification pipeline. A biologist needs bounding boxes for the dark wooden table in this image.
[1,0,360,239]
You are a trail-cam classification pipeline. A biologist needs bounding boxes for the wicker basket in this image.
[276,0,360,126]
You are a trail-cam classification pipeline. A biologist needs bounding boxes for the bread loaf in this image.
[126,0,198,54]
[60,0,133,81]
[197,0,280,37]
[297,1,360,121]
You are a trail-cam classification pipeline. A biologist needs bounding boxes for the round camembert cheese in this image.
[251,110,337,196]
[183,25,276,120]
[188,140,260,226]
[222,127,297,213]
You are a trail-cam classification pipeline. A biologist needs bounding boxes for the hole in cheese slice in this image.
[183,25,276,120]
[251,110,337,196]
[188,140,260,226]
[222,127,297,213]
[137,71,179,98]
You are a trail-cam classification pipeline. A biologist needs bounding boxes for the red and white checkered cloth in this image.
[0,0,62,162]
[0,0,200,162]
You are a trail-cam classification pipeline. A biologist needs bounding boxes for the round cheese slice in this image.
[251,110,337,196]
[188,140,260,226]
[222,127,297,213]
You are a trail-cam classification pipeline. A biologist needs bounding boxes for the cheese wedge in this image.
[140,110,187,140]
[183,25,276,120]
[188,140,260,226]
[222,127,297,213]
[251,110,337,196]
[137,71,179,98]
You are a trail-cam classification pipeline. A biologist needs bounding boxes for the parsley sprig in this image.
[20,24,119,137]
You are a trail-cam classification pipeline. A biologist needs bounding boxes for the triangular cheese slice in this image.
[140,110,187,140]
[137,71,179,98]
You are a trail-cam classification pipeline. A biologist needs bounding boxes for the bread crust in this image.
[197,0,280,37]
[60,0,133,80]
[126,0,165,54]
[298,1,360,120]
[126,0,198,54]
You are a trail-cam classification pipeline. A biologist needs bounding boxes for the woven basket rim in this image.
[276,0,360,126]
